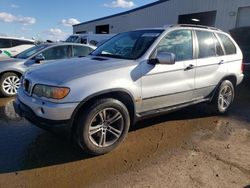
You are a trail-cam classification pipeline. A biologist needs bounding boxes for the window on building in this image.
[178,11,217,26]
[96,25,109,34]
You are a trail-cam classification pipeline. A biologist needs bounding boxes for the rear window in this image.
[12,39,34,47]
[217,33,236,55]
[0,39,11,48]
[72,46,92,57]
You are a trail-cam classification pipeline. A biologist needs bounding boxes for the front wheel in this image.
[211,80,234,114]
[0,72,20,97]
[75,98,130,155]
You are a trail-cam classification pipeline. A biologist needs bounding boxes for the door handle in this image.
[218,60,224,65]
[184,64,194,71]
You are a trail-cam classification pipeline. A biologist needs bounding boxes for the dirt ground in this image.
[0,81,249,188]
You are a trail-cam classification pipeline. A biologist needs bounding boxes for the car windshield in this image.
[65,35,80,43]
[91,30,164,60]
[15,44,47,59]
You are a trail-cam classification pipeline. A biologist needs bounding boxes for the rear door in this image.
[194,30,226,99]
[39,45,70,63]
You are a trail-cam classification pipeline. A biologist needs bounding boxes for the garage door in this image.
[236,7,250,27]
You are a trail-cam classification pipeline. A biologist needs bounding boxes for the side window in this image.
[196,31,216,58]
[217,33,236,55]
[41,46,69,60]
[89,40,98,46]
[12,40,25,47]
[214,34,224,56]
[72,46,92,57]
[80,37,87,44]
[158,30,193,61]
[0,39,11,48]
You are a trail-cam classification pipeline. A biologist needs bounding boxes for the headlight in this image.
[33,84,70,100]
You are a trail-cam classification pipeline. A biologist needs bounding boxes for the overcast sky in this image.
[0,0,155,41]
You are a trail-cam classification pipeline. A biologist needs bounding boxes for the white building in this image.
[73,0,250,34]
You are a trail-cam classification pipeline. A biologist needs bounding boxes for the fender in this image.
[208,74,237,102]
[69,88,136,128]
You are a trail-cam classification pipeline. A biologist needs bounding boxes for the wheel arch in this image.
[209,74,237,101]
[0,70,23,78]
[70,89,136,134]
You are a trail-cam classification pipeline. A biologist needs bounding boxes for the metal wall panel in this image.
[73,0,250,34]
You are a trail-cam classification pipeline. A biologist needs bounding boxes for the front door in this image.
[141,29,196,112]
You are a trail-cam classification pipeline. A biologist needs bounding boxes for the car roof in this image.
[135,24,222,32]
[37,42,96,49]
[0,36,35,42]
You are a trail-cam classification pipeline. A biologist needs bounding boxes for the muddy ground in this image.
[0,81,249,188]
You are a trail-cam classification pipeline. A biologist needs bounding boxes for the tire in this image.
[211,80,234,114]
[75,98,130,155]
[0,72,20,97]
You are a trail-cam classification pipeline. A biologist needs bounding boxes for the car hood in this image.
[26,56,136,84]
[0,58,25,65]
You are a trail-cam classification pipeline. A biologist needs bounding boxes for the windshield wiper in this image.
[95,54,123,59]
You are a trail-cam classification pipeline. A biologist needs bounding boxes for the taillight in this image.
[241,60,244,73]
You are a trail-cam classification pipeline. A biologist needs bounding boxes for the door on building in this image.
[178,11,217,26]
[236,6,250,27]
[96,25,109,34]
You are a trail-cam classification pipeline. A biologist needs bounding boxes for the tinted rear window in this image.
[0,39,11,48]
[12,39,34,47]
[218,33,236,55]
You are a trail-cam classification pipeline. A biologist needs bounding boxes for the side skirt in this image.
[135,98,211,121]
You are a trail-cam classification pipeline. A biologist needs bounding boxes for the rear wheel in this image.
[211,80,234,114]
[75,98,130,155]
[0,72,20,97]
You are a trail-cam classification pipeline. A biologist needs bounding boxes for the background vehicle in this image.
[230,27,250,77]
[0,37,35,58]
[0,42,95,97]
[16,25,243,155]
[65,34,115,47]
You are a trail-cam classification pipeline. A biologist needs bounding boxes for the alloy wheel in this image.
[218,85,233,111]
[2,76,20,95]
[88,108,124,147]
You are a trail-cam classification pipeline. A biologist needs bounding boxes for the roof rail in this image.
[170,24,221,31]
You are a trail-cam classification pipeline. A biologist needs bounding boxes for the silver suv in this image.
[15,25,244,155]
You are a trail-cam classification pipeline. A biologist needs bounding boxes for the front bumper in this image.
[17,89,78,121]
[14,98,70,129]
[15,89,79,130]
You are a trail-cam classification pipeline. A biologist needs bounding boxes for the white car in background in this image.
[0,37,35,58]
[65,34,115,47]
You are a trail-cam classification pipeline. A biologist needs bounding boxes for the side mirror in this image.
[149,51,176,65]
[35,54,45,63]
